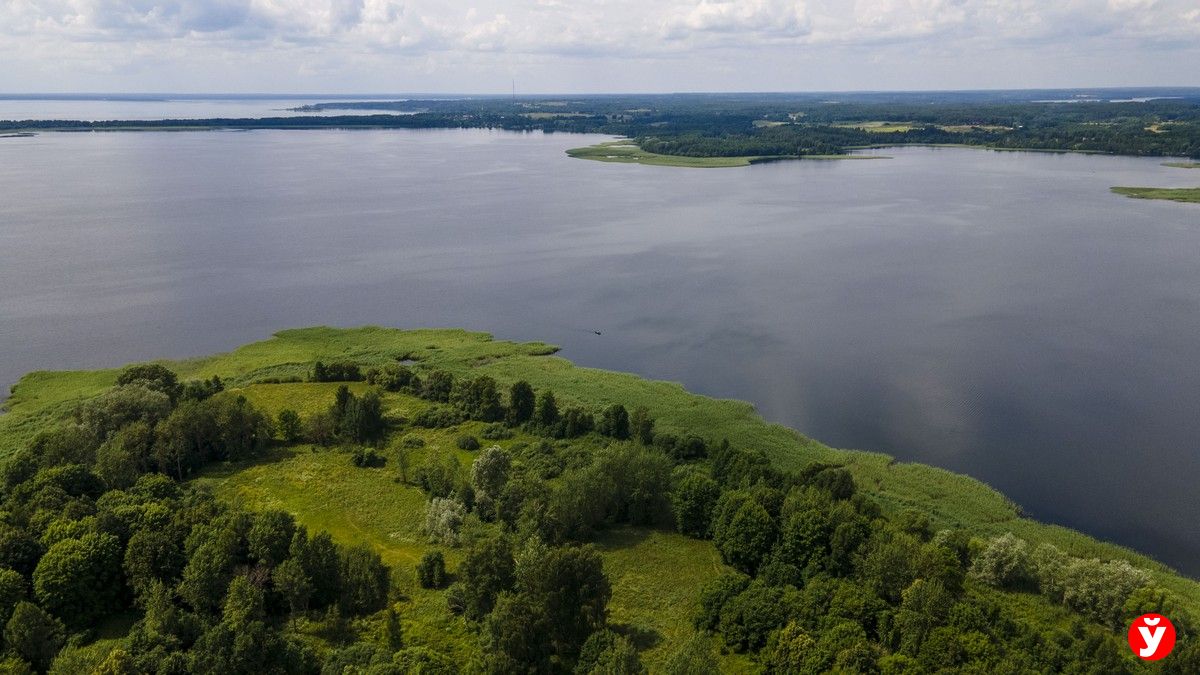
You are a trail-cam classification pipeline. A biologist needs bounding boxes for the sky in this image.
[1,0,1199,94]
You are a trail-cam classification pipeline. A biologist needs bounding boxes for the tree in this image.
[0,526,42,577]
[894,579,952,655]
[247,510,296,567]
[290,531,341,609]
[425,498,467,546]
[533,390,560,429]
[694,572,750,630]
[421,370,455,402]
[576,629,645,674]
[517,545,611,660]
[380,607,404,652]
[969,533,1029,589]
[272,558,312,618]
[222,575,265,626]
[116,363,182,403]
[480,592,552,674]
[452,376,505,422]
[33,532,122,626]
[339,544,389,615]
[718,581,795,652]
[417,551,447,589]
[0,569,26,628]
[79,385,172,440]
[276,409,302,443]
[471,446,511,501]
[4,601,65,672]
[597,404,630,440]
[95,420,154,489]
[671,471,720,538]
[767,621,816,673]
[713,500,777,574]
[630,408,655,445]
[507,381,536,426]
[124,527,185,602]
[456,536,515,620]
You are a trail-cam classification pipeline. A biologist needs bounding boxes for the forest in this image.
[0,327,1196,673]
[5,90,1200,159]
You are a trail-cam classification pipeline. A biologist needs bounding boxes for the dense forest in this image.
[5,90,1200,159]
[0,330,1197,672]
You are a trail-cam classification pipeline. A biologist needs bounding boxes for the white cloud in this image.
[0,0,1197,91]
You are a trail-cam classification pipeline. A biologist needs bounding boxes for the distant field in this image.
[1111,186,1200,203]
[1163,161,1200,168]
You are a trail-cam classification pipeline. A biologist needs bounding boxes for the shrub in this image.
[425,498,467,546]
[969,533,1030,588]
[455,435,480,451]
[413,407,465,429]
[276,409,302,443]
[400,435,426,449]
[352,448,385,468]
[481,423,514,440]
[417,551,447,589]
[311,362,363,382]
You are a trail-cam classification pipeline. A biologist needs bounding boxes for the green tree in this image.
[4,601,65,672]
[272,558,313,619]
[456,536,515,620]
[533,390,560,430]
[247,510,296,567]
[417,551,447,589]
[0,569,26,628]
[33,532,122,626]
[714,500,777,574]
[339,544,389,615]
[629,408,655,445]
[420,370,455,402]
[517,545,611,660]
[116,363,182,403]
[576,629,645,674]
[507,381,536,426]
[671,471,720,538]
[480,592,552,674]
[597,404,630,440]
[123,527,185,603]
[276,409,302,443]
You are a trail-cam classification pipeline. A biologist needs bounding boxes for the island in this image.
[0,326,1196,672]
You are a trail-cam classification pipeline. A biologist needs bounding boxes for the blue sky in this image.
[2,0,1198,93]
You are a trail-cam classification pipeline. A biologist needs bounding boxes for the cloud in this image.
[0,0,1198,91]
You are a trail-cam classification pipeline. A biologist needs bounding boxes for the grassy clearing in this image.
[1163,162,1200,169]
[1111,186,1200,204]
[6,325,1200,658]
[565,140,879,168]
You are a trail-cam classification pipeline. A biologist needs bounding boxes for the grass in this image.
[1111,186,1200,204]
[1163,162,1200,169]
[6,325,1200,665]
[565,140,881,168]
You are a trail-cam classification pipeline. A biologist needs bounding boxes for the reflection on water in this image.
[2,128,1199,574]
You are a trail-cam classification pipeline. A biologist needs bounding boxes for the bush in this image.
[969,533,1030,588]
[455,435,480,451]
[311,362,363,382]
[481,423,514,440]
[413,407,465,429]
[352,448,385,468]
[417,551,447,589]
[425,498,467,546]
[400,435,426,449]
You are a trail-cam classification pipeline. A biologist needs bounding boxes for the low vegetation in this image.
[1,326,1198,672]
[1111,186,1200,203]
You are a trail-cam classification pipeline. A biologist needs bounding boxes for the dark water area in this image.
[2,128,1199,574]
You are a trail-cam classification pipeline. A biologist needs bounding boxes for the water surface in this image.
[2,128,1198,574]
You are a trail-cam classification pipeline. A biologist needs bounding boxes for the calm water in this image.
[2,127,1199,574]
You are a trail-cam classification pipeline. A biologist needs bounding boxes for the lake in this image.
[1,126,1198,574]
